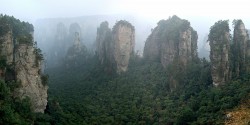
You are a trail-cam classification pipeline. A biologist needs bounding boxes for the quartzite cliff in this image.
[0,15,47,113]
[209,20,230,86]
[96,20,135,73]
[144,15,198,68]
[66,32,88,66]
[208,20,250,86]
[232,20,250,77]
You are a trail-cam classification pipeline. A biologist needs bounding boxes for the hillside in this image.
[225,95,250,124]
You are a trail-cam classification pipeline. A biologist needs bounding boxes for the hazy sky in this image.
[1,0,250,24]
[1,0,250,53]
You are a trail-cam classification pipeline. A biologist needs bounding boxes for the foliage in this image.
[34,47,44,60]
[0,14,33,39]
[0,56,7,69]
[156,15,192,42]
[0,80,35,125]
[112,20,135,32]
[40,53,250,124]
[17,34,33,44]
[0,14,46,125]
[34,42,44,67]
[231,19,249,78]
[41,74,49,86]
[208,20,230,44]
[225,95,250,124]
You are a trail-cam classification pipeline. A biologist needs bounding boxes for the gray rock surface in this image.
[14,44,48,113]
[144,16,198,68]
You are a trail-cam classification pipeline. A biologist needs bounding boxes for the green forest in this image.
[38,54,250,125]
[0,14,250,125]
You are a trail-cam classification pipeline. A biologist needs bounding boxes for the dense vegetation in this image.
[0,15,45,125]
[36,54,250,125]
[1,14,249,124]
[0,14,33,41]
[112,20,135,32]
[0,58,35,125]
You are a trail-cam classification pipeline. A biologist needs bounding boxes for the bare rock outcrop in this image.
[0,29,13,64]
[0,15,47,112]
[96,21,112,65]
[144,15,198,68]
[209,20,230,86]
[232,20,250,76]
[96,20,135,73]
[14,44,48,113]
[66,32,87,66]
[112,20,135,73]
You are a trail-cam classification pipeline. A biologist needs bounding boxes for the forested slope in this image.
[41,55,250,125]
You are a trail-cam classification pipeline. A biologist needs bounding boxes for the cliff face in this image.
[0,15,47,113]
[66,32,87,66]
[14,44,48,113]
[209,20,230,86]
[96,21,112,65]
[143,27,161,61]
[96,20,135,73]
[232,20,250,76]
[112,21,135,73]
[0,30,13,64]
[144,16,198,68]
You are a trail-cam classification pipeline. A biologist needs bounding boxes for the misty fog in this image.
[2,0,250,61]
[2,0,250,124]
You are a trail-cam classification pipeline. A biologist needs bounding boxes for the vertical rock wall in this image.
[233,20,250,76]
[209,20,230,86]
[0,30,13,64]
[112,21,135,73]
[96,20,135,73]
[0,15,47,113]
[143,16,198,68]
[14,44,48,113]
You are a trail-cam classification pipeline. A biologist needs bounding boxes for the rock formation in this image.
[144,15,198,68]
[66,32,87,66]
[96,20,135,73]
[232,20,250,77]
[14,43,48,113]
[112,20,135,73]
[0,15,47,113]
[209,20,230,86]
[0,29,13,64]
[47,22,68,68]
[95,21,112,65]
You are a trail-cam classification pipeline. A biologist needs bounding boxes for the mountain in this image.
[96,20,135,73]
[143,15,198,68]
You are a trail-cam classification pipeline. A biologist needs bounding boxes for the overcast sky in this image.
[1,0,250,24]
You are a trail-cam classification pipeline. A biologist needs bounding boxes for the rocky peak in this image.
[69,23,81,39]
[96,21,112,65]
[0,15,47,113]
[112,20,135,73]
[209,20,230,86]
[66,32,87,66]
[144,15,198,68]
[14,43,48,113]
[0,29,13,65]
[232,20,250,77]
[55,22,67,41]
[73,32,81,48]
[95,20,135,73]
